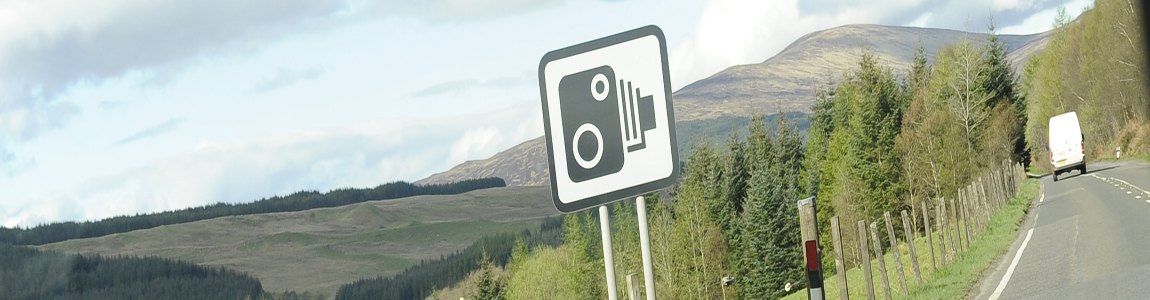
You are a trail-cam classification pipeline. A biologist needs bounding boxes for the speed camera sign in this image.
[538,25,679,213]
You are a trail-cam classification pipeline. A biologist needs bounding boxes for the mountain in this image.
[415,136,550,187]
[40,186,559,298]
[673,24,1046,120]
[419,24,1051,187]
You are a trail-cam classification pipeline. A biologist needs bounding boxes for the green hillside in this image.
[40,186,561,298]
[0,245,263,300]
[2,178,505,246]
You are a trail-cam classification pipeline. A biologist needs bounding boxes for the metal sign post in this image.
[599,205,619,300]
[538,25,678,300]
[637,196,656,300]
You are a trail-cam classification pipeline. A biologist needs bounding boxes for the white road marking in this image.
[1088,173,1150,199]
[1111,177,1150,194]
[990,186,1046,300]
[989,228,1036,300]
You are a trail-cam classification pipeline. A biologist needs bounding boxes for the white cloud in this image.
[999,0,1093,34]
[0,0,563,159]
[115,117,187,145]
[449,127,502,165]
[669,0,868,90]
[410,79,480,98]
[3,196,82,228]
[249,66,326,94]
[3,101,540,227]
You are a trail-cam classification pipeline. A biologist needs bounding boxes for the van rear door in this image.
[1049,112,1084,169]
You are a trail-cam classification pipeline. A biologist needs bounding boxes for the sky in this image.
[0,0,1092,227]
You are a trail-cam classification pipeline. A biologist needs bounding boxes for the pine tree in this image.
[983,18,1029,165]
[472,255,505,300]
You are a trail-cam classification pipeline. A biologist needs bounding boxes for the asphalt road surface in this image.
[970,161,1150,300]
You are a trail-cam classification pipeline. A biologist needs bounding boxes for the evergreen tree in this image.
[984,18,1030,165]
[805,51,907,267]
[472,254,506,300]
[737,116,806,299]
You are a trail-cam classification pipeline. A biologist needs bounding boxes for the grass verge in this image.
[784,178,1038,300]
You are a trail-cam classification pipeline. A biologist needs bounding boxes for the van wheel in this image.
[1080,164,1087,174]
[1053,172,1059,182]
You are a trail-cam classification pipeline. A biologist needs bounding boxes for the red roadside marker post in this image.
[798,197,825,300]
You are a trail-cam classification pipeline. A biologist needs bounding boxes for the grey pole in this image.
[637,196,657,300]
[600,205,619,300]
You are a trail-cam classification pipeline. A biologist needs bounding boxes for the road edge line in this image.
[988,181,1044,300]
[988,228,1034,300]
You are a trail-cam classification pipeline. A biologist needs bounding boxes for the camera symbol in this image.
[558,65,657,182]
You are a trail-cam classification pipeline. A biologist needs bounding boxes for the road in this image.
[970,161,1150,300]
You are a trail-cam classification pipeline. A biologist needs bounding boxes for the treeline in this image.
[0,244,263,300]
[0,178,505,246]
[496,116,806,300]
[808,22,1027,269]
[469,19,1032,300]
[335,217,562,300]
[1023,0,1149,168]
[674,112,811,160]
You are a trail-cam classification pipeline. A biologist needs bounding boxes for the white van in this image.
[1049,112,1086,181]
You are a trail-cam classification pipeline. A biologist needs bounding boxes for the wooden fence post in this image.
[978,177,988,214]
[958,193,968,244]
[911,203,919,240]
[988,176,997,210]
[830,216,848,300]
[974,185,985,233]
[859,220,875,300]
[963,192,973,245]
[884,212,908,294]
[870,222,893,300]
[960,188,973,235]
[974,184,983,233]
[939,200,951,263]
[993,170,1002,206]
[1000,167,1008,203]
[977,184,989,229]
[993,172,1002,206]
[922,201,936,269]
[950,198,963,254]
[627,273,641,300]
[902,210,923,283]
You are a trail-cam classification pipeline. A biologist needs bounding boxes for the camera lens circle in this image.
[572,123,603,169]
[590,73,609,101]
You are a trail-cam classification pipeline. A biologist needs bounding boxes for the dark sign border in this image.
[538,25,680,213]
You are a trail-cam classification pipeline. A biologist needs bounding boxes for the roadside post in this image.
[830,216,849,300]
[538,25,679,300]
[797,197,825,300]
[599,206,619,299]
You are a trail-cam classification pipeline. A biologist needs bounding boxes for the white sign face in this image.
[538,25,679,213]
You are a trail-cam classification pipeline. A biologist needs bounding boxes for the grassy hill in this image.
[39,186,560,298]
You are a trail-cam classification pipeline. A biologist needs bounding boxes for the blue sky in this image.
[0,0,1091,227]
